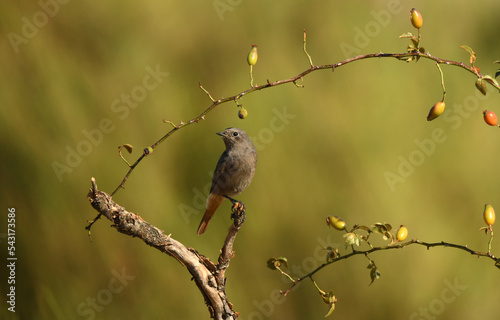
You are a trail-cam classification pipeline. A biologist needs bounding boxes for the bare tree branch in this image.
[87,177,243,319]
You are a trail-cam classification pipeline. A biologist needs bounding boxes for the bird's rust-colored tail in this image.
[197,193,224,235]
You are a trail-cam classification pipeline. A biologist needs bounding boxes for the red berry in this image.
[483,110,498,126]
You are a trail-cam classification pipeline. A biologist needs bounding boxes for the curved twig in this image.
[110,49,498,197]
[280,238,500,296]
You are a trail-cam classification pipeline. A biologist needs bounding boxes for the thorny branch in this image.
[279,238,500,296]
[109,46,500,198]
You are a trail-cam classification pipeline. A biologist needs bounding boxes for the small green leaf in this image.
[310,277,337,318]
[369,267,381,285]
[277,257,288,268]
[460,45,476,64]
[325,302,336,317]
[354,225,371,232]
[399,32,415,39]
[343,232,361,247]
[371,223,391,235]
[460,44,474,52]
[326,248,340,262]
[266,258,277,270]
[267,257,288,270]
[321,290,335,304]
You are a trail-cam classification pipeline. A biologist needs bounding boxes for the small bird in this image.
[197,128,257,235]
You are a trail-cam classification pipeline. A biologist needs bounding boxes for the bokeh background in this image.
[1,1,500,319]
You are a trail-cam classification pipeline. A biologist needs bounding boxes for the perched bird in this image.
[197,128,257,235]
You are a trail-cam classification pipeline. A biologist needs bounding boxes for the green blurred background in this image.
[1,1,500,319]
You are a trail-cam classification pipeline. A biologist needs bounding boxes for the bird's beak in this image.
[216,132,224,137]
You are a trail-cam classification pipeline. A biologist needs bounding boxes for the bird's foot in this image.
[228,202,246,226]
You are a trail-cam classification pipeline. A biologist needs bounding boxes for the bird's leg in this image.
[224,195,246,224]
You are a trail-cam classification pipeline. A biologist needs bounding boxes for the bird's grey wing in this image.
[210,150,230,194]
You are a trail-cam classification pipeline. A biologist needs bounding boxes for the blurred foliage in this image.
[1,1,500,319]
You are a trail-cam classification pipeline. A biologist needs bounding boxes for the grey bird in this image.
[197,128,257,235]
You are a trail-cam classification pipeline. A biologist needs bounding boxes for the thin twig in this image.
[435,63,446,102]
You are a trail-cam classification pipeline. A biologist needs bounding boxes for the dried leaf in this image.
[476,79,487,95]
[120,144,134,153]
[326,248,340,262]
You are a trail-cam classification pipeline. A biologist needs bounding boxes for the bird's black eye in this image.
[232,132,239,137]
